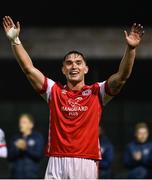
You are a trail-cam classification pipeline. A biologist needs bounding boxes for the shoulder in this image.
[146,140,152,146]
[10,134,21,142]
[32,131,44,139]
[87,82,101,92]
[126,141,136,149]
[52,82,63,91]
[91,82,100,88]
[0,129,5,135]
[93,81,106,93]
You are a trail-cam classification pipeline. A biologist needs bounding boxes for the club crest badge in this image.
[82,89,92,96]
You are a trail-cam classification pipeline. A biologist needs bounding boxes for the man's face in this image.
[19,116,33,134]
[62,53,88,83]
[135,128,149,143]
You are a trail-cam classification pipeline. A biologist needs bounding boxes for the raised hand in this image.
[3,16,20,34]
[124,23,144,48]
[2,16,21,45]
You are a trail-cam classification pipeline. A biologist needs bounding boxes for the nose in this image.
[72,62,77,68]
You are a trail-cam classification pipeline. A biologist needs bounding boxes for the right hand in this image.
[2,16,20,42]
[15,139,27,150]
[133,151,142,161]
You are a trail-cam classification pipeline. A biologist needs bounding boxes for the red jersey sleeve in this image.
[39,77,55,102]
[98,81,113,106]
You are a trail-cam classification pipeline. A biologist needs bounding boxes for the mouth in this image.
[69,71,79,76]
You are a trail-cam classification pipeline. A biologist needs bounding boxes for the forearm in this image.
[107,45,136,95]
[125,158,142,168]
[26,148,43,160]
[8,146,21,160]
[118,45,136,81]
[11,43,34,74]
[11,43,45,92]
[26,145,44,160]
[3,16,45,92]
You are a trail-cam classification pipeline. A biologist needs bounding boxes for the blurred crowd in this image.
[1,114,152,179]
[0,114,44,179]
[98,122,152,179]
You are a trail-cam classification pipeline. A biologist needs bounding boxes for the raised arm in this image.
[107,23,144,96]
[2,16,45,92]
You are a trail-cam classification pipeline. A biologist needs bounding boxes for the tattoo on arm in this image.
[108,79,125,95]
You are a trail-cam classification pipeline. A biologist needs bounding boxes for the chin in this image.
[138,139,147,143]
[69,78,82,83]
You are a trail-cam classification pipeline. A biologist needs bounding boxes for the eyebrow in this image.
[65,59,83,62]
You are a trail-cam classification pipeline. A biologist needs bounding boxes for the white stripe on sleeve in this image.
[98,81,106,105]
[41,78,55,102]
[98,81,113,106]
[0,146,7,158]
[0,129,6,145]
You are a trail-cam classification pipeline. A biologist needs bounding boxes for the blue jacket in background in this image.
[8,131,44,179]
[99,135,114,170]
[124,140,152,169]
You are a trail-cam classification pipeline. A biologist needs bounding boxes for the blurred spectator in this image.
[99,127,114,179]
[0,128,8,178]
[8,113,44,179]
[0,128,7,158]
[124,122,152,179]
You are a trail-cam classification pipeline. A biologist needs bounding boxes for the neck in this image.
[22,129,32,136]
[67,80,85,91]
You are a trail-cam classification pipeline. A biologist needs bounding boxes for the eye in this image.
[76,60,82,65]
[65,60,72,65]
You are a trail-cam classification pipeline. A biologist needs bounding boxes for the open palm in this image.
[3,16,20,36]
[124,23,144,48]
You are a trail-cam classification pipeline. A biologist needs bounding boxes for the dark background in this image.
[0,0,152,27]
[0,0,152,178]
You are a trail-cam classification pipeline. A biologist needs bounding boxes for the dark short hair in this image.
[135,122,149,132]
[19,113,35,125]
[63,50,87,63]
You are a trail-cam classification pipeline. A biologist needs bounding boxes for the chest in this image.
[132,144,152,156]
[51,87,102,118]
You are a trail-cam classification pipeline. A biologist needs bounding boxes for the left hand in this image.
[15,139,27,150]
[124,23,144,48]
[133,151,142,161]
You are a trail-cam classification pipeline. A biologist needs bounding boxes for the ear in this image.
[62,66,66,75]
[31,123,34,129]
[84,65,89,74]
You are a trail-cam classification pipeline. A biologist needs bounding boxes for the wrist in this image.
[11,37,21,45]
[6,26,21,45]
[127,44,136,50]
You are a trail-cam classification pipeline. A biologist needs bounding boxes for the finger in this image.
[134,24,144,35]
[3,17,9,27]
[135,25,144,37]
[138,25,144,32]
[139,27,144,37]
[16,21,20,30]
[139,30,144,37]
[3,19,8,27]
[124,30,128,38]
[7,16,14,25]
[131,23,136,32]
[6,16,15,28]
[133,24,140,33]
[2,22,7,32]
[136,24,142,31]
[5,16,12,26]
[137,23,141,28]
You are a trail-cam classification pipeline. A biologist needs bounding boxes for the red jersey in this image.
[40,77,111,160]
